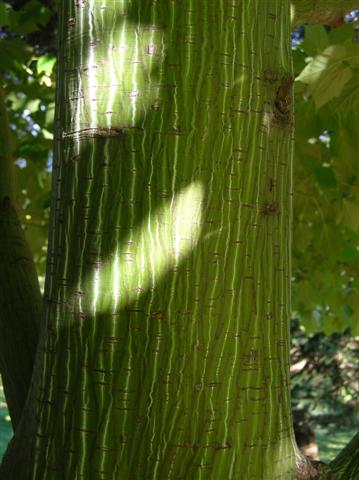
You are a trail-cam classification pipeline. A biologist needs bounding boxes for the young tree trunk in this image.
[329,432,359,479]
[1,0,307,478]
[0,86,42,430]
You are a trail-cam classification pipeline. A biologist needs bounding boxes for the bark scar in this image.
[261,201,279,216]
[273,74,294,128]
[62,127,123,140]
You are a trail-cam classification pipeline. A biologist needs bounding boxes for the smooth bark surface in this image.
[0,86,42,429]
[2,1,302,478]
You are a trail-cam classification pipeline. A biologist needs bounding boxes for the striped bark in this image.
[2,1,302,478]
[0,86,42,429]
[329,432,359,479]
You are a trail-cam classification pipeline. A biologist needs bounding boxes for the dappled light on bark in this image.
[67,0,164,137]
[86,182,204,315]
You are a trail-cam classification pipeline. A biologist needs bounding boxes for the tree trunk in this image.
[0,86,42,430]
[329,432,359,479]
[1,0,306,478]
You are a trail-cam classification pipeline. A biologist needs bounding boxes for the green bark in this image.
[328,432,359,479]
[1,1,304,478]
[0,86,42,429]
[291,0,359,28]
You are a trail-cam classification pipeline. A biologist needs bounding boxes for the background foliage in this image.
[293,18,359,337]
[0,0,55,288]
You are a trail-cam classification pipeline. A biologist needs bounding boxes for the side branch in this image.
[296,431,359,478]
[329,431,359,479]
[291,0,359,28]
[0,86,42,429]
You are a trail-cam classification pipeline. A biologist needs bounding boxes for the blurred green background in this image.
[0,385,12,458]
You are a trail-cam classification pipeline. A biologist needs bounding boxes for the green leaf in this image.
[42,129,53,140]
[314,65,352,109]
[321,315,346,336]
[328,23,356,45]
[44,103,55,127]
[316,103,338,133]
[293,49,307,77]
[338,199,359,231]
[11,0,51,34]
[37,55,56,76]
[0,38,31,74]
[295,97,323,138]
[16,136,51,163]
[25,99,41,113]
[7,92,27,111]
[296,45,353,109]
[296,45,347,84]
[337,246,359,263]
[300,312,316,335]
[0,2,10,27]
[314,166,337,189]
[351,310,359,337]
[347,293,359,337]
[332,75,359,113]
[331,124,359,183]
[293,223,312,252]
[21,0,50,26]
[302,25,328,56]
[294,281,316,310]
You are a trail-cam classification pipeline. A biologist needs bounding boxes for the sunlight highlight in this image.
[77,2,164,130]
[88,0,98,128]
[86,182,204,315]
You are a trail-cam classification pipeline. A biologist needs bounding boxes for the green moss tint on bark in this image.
[1,1,303,478]
[0,86,41,429]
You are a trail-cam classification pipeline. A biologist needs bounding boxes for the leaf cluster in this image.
[0,0,56,283]
[293,21,359,336]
